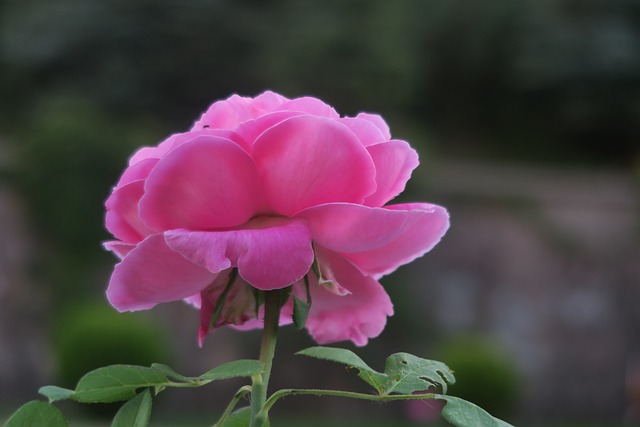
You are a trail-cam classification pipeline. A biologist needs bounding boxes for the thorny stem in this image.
[249,290,282,427]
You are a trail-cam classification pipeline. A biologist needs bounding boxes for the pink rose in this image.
[104,91,449,346]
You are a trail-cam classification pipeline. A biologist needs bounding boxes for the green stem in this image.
[261,388,438,416]
[212,385,252,427]
[250,290,282,427]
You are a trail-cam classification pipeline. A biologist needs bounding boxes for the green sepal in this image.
[209,269,238,329]
[292,294,311,329]
[292,275,312,329]
[111,389,153,427]
[3,400,68,427]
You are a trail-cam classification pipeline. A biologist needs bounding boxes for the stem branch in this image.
[261,388,438,416]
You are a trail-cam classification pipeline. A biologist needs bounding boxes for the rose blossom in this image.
[104,91,449,346]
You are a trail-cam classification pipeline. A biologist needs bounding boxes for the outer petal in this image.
[250,90,289,113]
[344,203,450,278]
[103,240,135,260]
[364,140,419,207]
[295,202,430,253]
[107,234,216,311]
[129,129,251,165]
[165,218,314,290]
[105,180,154,243]
[191,94,257,130]
[252,116,377,216]
[338,117,387,147]
[139,136,263,231]
[301,249,393,346]
[355,112,391,140]
[115,158,158,188]
[276,97,339,118]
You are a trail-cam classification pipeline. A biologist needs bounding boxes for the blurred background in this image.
[1,0,639,426]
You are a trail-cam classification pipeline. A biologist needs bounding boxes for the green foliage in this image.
[200,360,263,382]
[297,346,514,427]
[438,395,514,427]
[37,386,74,403]
[111,389,152,427]
[8,361,262,427]
[218,407,252,427]
[297,346,453,396]
[3,401,68,427]
[72,365,168,403]
[381,353,455,395]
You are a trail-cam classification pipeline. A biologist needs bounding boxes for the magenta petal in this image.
[364,140,419,207]
[103,240,135,260]
[301,250,393,346]
[250,90,289,112]
[338,117,387,146]
[129,129,251,165]
[235,111,305,148]
[116,158,158,188]
[192,94,256,130]
[105,180,154,243]
[296,202,431,253]
[355,112,391,139]
[107,234,215,311]
[252,116,377,216]
[344,203,450,277]
[139,136,262,231]
[276,97,339,118]
[165,218,314,290]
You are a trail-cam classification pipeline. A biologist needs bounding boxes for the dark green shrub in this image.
[55,302,171,388]
[437,337,520,418]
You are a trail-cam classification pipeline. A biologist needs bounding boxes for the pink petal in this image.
[107,234,216,311]
[364,140,419,207]
[129,129,250,165]
[165,217,314,290]
[191,94,257,130]
[115,158,158,188]
[344,203,450,278]
[300,249,394,346]
[103,240,136,259]
[355,112,391,139]
[234,111,305,149]
[139,136,263,231]
[276,96,339,118]
[252,116,377,216]
[338,117,387,146]
[296,202,432,253]
[250,90,289,112]
[105,180,154,243]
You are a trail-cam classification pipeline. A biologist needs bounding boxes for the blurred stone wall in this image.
[410,160,639,422]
